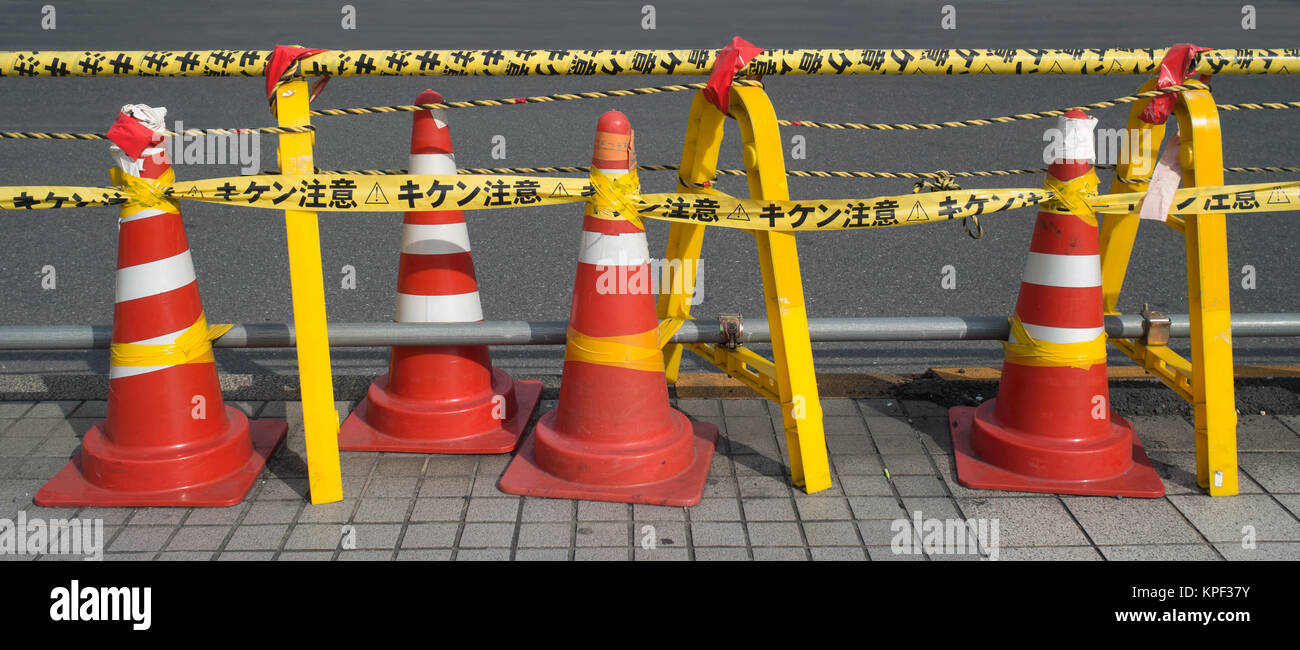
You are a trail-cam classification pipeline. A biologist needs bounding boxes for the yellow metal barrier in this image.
[658,85,831,495]
[273,77,344,504]
[1099,80,1239,496]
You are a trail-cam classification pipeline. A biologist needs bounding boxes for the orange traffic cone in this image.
[948,110,1164,497]
[338,90,542,454]
[498,111,718,506]
[36,105,287,507]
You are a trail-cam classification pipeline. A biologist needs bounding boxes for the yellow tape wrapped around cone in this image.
[110,314,231,368]
[1041,172,1099,225]
[1001,315,1107,371]
[589,167,645,228]
[563,326,663,373]
[109,166,178,213]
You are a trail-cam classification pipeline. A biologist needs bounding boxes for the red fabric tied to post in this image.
[1140,44,1213,124]
[265,45,329,100]
[704,37,764,115]
[105,111,162,160]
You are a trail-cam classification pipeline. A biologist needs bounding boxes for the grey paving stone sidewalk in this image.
[1,397,1298,561]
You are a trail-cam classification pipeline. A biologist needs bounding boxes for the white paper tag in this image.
[1138,130,1183,222]
[1061,115,1099,162]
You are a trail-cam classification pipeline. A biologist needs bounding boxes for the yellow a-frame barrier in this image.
[1100,80,1239,496]
[658,85,831,494]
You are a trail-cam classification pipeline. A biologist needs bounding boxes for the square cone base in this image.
[949,406,1165,497]
[498,418,719,507]
[338,379,542,454]
[34,419,287,508]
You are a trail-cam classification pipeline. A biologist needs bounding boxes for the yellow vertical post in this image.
[730,86,829,494]
[1099,80,1164,315]
[1176,90,1238,496]
[658,93,726,382]
[659,85,830,494]
[273,78,344,504]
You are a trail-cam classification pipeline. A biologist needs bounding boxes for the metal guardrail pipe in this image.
[0,313,1297,350]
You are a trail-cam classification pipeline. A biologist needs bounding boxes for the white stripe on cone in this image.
[401,223,472,255]
[108,323,191,379]
[409,151,456,175]
[120,207,171,224]
[395,291,484,323]
[1017,323,1106,345]
[115,249,196,303]
[1021,252,1102,288]
[578,230,650,267]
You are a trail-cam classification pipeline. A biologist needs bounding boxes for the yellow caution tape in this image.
[110,167,179,213]
[109,315,231,368]
[1040,172,1100,225]
[640,188,1053,231]
[132,171,1061,231]
[1002,315,1106,371]
[1092,181,1300,215]
[0,185,128,209]
[2,49,1295,78]
[589,168,644,229]
[3,172,1299,232]
[563,326,664,373]
[177,173,594,212]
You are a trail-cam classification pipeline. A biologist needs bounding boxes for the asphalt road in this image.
[1,0,1298,379]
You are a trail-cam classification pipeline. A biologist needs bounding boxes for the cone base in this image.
[34,416,287,508]
[338,369,542,454]
[498,412,719,507]
[949,404,1165,498]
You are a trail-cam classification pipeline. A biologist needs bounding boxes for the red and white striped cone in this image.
[948,110,1164,497]
[338,90,541,453]
[498,111,719,506]
[36,105,287,507]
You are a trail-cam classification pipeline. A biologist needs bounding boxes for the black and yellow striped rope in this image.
[1215,101,1300,112]
[11,79,1295,145]
[304,166,1039,178]
[0,125,314,141]
[299,164,1300,179]
[778,82,1211,131]
[0,131,109,141]
[309,80,763,116]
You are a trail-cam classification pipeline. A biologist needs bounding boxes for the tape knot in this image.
[590,167,645,229]
[912,170,961,194]
[109,166,177,212]
[110,314,230,368]
[1043,172,1100,226]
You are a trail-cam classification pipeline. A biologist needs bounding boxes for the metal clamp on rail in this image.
[1140,303,1171,346]
[718,314,744,350]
